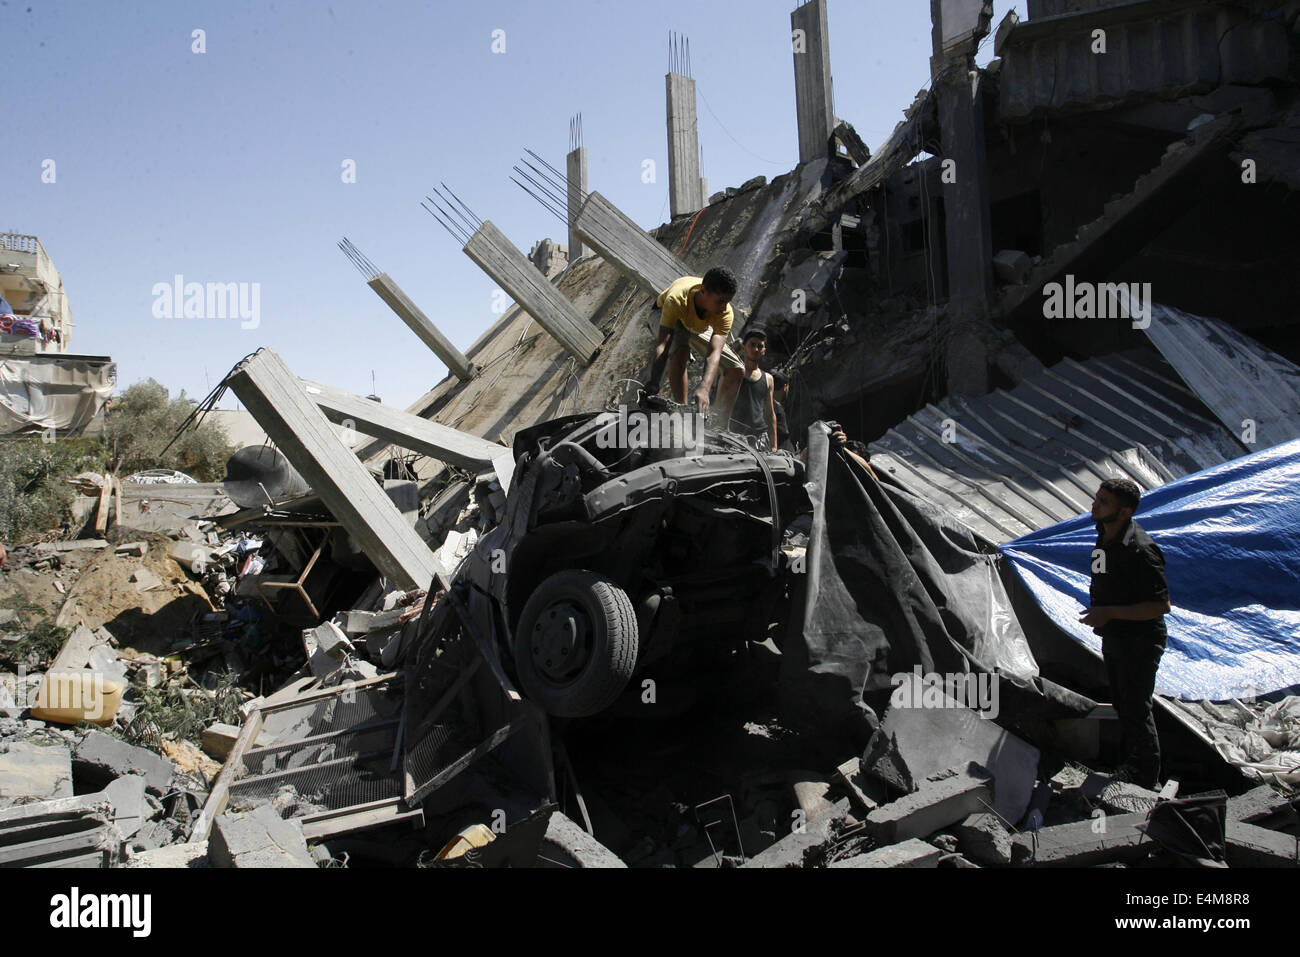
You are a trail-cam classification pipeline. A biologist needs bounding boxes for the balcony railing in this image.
[0,233,43,255]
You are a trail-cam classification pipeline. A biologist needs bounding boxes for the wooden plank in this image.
[189,709,264,844]
[299,799,423,841]
[112,476,122,528]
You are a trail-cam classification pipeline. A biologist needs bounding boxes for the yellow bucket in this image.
[29,671,123,726]
[436,823,496,860]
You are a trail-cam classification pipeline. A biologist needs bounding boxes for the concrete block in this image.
[954,811,1013,866]
[864,676,1039,823]
[72,729,175,795]
[538,811,627,868]
[1225,820,1299,868]
[865,764,994,845]
[0,740,74,808]
[1010,812,1151,867]
[115,542,147,557]
[97,773,150,839]
[304,621,353,659]
[210,804,316,868]
[829,838,943,869]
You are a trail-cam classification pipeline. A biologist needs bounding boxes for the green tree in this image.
[105,379,234,482]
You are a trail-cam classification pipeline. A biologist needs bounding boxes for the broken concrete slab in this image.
[209,804,317,868]
[130,567,164,593]
[1228,784,1297,826]
[0,740,75,808]
[828,838,944,869]
[115,541,147,558]
[97,774,151,840]
[1225,820,1299,868]
[72,729,175,795]
[954,811,1013,866]
[863,676,1039,824]
[125,840,210,868]
[1010,812,1151,867]
[741,797,852,869]
[49,624,99,673]
[865,764,994,845]
[538,811,628,868]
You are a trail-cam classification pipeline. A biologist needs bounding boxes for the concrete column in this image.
[666,72,704,217]
[792,0,834,164]
[566,147,588,262]
[225,349,446,592]
[463,221,604,365]
[367,274,476,382]
[932,0,994,396]
[574,192,690,297]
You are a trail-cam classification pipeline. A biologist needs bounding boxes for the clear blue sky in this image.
[4,0,1024,410]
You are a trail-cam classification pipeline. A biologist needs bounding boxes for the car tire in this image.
[514,569,639,718]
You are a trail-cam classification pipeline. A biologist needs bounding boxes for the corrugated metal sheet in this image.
[1141,302,1300,451]
[996,1,1290,121]
[868,348,1248,544]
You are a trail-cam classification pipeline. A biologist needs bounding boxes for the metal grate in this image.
[227,677,405,813]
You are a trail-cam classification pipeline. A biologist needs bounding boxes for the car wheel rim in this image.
[530,601,592,684]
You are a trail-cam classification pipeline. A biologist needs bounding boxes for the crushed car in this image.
[451,396,812,718]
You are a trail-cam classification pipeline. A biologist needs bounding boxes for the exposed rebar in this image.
[337,237,380,281]
[510,177,568,225]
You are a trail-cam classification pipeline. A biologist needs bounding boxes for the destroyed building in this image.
[3,0,1300,870]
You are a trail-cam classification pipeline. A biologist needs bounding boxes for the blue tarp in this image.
[1000,439,1300,701]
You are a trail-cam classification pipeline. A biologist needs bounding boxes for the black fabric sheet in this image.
[779,423,1094,731]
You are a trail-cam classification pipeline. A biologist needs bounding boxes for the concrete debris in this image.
[539,811,628,868]
[1228,784,1298,826]
[954,811,1014,866]
[35,539,109,554]
[863,678,1039,824]
[0,739,75,808]
[741,797,853,869]
[828,838,943,869]
[124,840,210,868]
[72,729,175,796]
[115,542,147,557]
[1010,812,1152,867]
[1225,819,1300,868]
[865,764,995,846]
[209,804,316,868]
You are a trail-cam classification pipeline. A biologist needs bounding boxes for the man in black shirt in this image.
[1080,478,1172,790]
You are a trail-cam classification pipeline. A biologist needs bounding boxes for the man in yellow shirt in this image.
[647,267,744,414]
